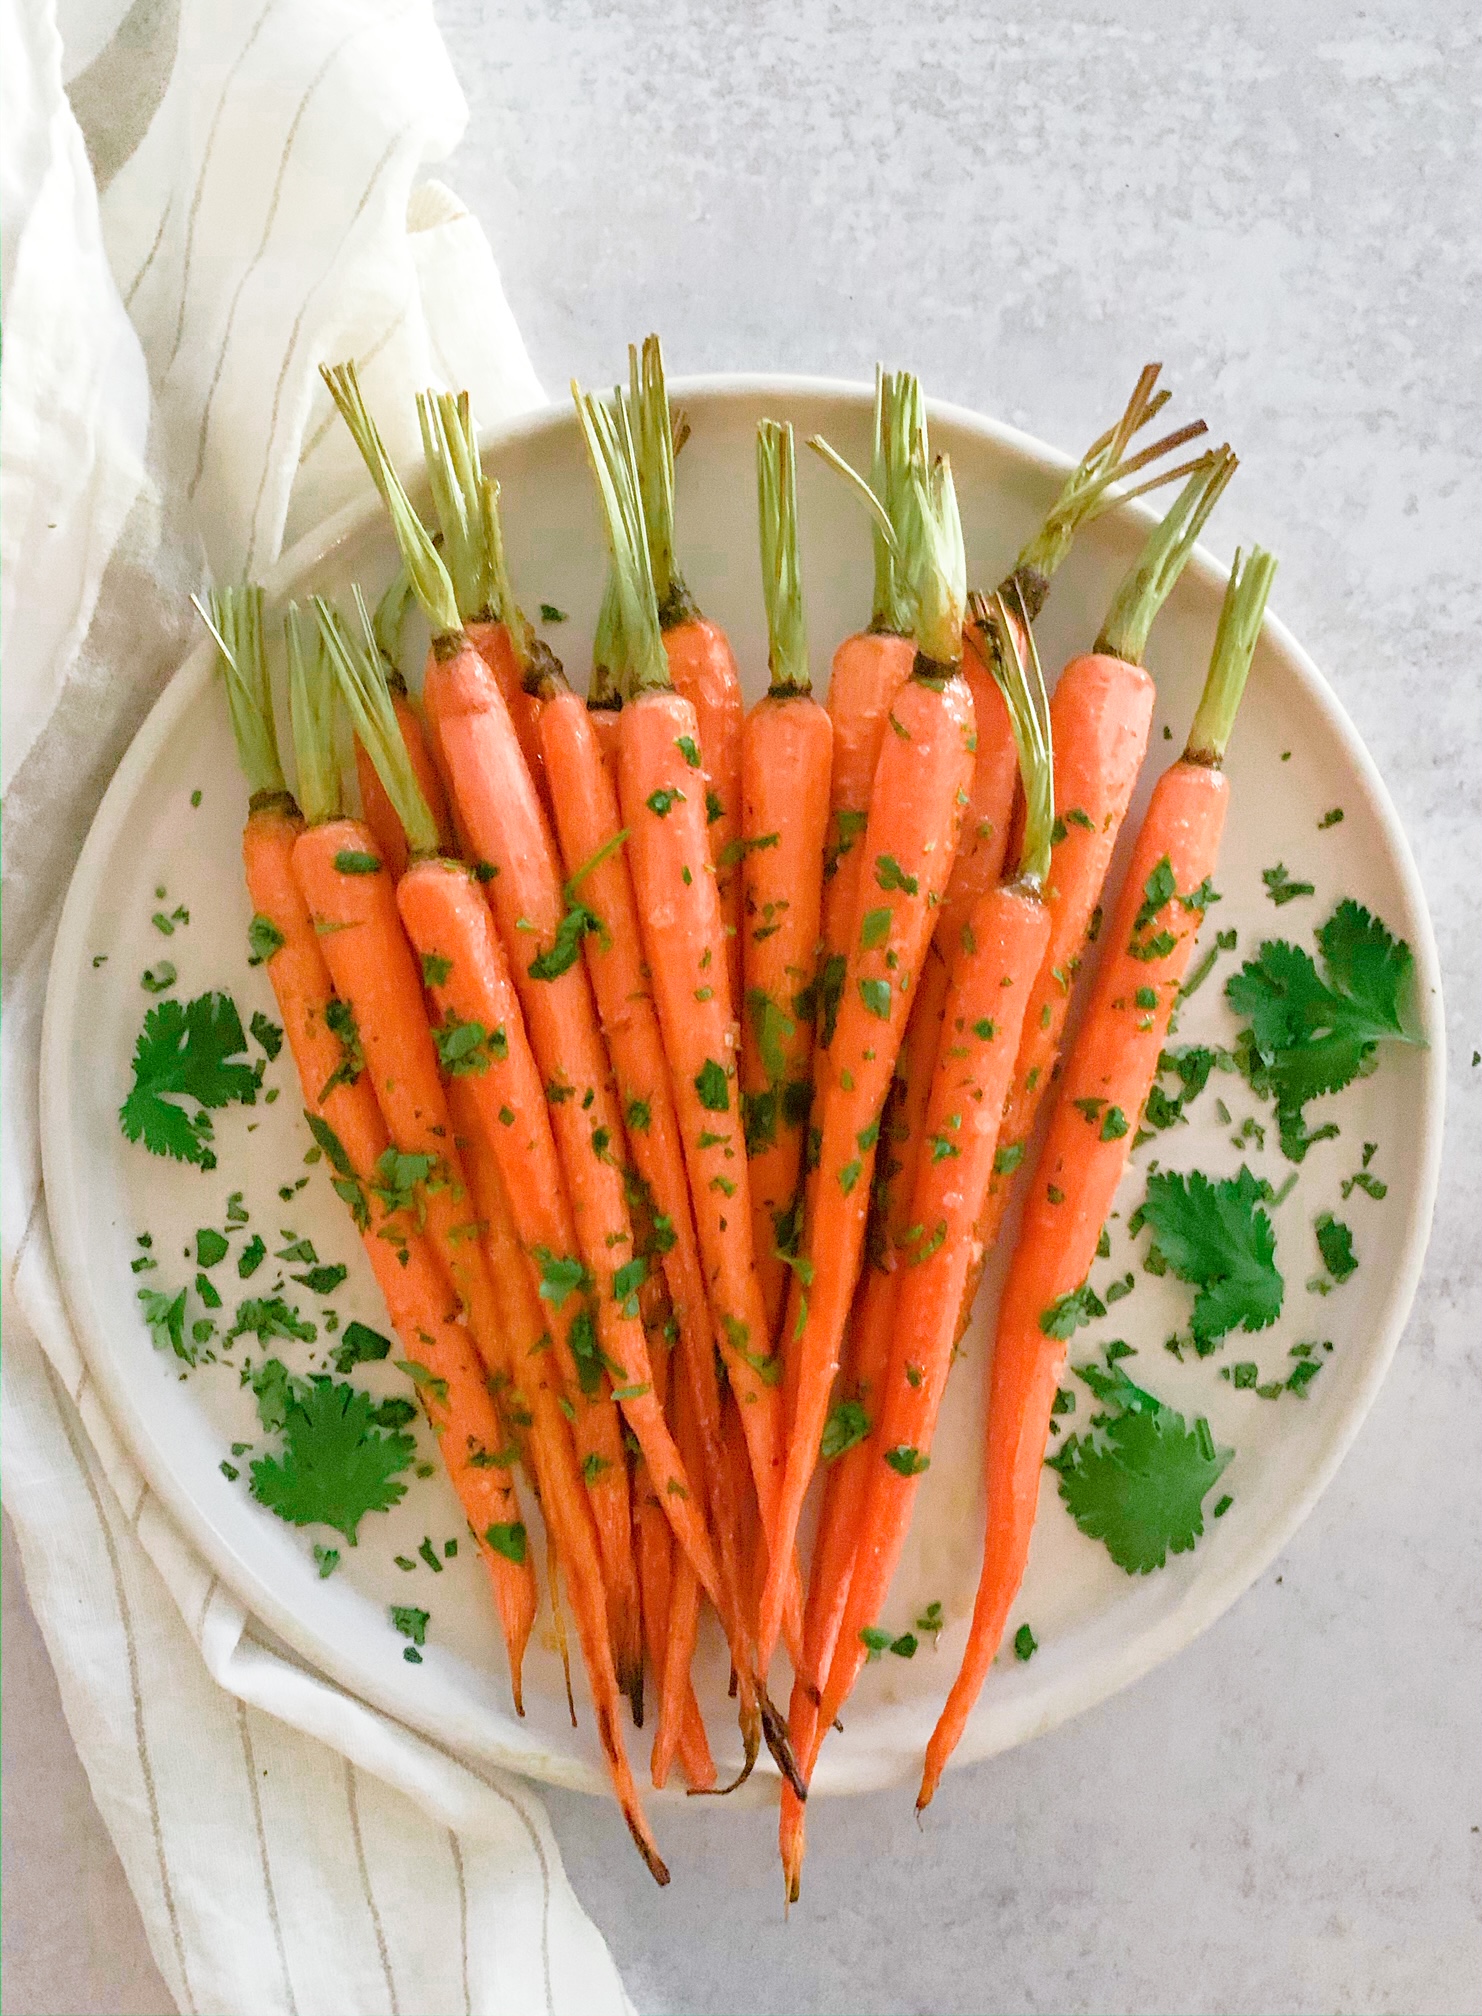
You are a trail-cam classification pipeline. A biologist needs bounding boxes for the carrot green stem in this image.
[984,584,1054,891]
[1185,546,1277,767]
[314,591,439,857]
[194,584,285,801]
[590,573,625,706]
[629,334,697,629]
[1011,364,1208,615]
[868,369,926,636]
[571,381,670,696]
[320,362,462,642]
[1094,446,1238,665]
[418,390,490,626]
[285,601,342,826]
[372,564,415,689]
[809,415,965,668]
[756,419,810,695]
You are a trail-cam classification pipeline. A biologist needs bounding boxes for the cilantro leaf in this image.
[433,1013,508,1076]
[1138,1166,1284,1348]
[249,1375,415,1542]
[1053,1367,1232,1574]
[694,1059,730,1113]
[138,1286,193,1364]
[229,1296,318,1344]
[249,1011,284,1060]
[1226,901,1421,1161]
[332,1321,393,1372]
[1040,1282,1106,1341]
[119,992,260,1170]
[391,1604,429,1645]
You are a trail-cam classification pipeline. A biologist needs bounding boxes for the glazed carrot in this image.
[575,393,788,1553]
[630,335,746,1009]
[417,387,551,807]
[633,1284,674,1743]
[740,420,834,1340]
[759,438,977,1667]
[534,643,753,1731]
[954,448,1238,1334]
[318,533,790,1789]
[200,588,538,1712]
[319,367,651,1688]
[787,600,1056,1897]
[837,368,1209,1473]
[814,370,923,1032]
[655,1360,717,1792]
[921,546,1276,1809]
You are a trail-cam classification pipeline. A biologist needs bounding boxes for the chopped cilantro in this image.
[421,953,452,987]
[1261,862,1314,906]
[821,1399,870,1461]
[675,735,701,767]
[248,914,284,965]
[859,977,892,1021]
[539,603,568,623]
[874,854,919,897]
[230,1297,317,1344]
[883,1444,929,1477]
[249,1012,283,1060]
[237,1234,267,1278]
[141,962,177,993]
[139,1286,192,1364]
[391,1605,429,1645]
[1318,808,1345,829]
[860,906,892,951]
[484,1522,527,1564]
[534,1249,591,1308]
[1138,1166,1284,1349]
[314,1544,340,1577]
[994,1142,1024,1176]
[1314,1211,1357,1282]
[332,1321,393,1371]
[646,786,683,817]
[333,850,382,876]
[694,1059,730,1112]
[1040,1282,1106,1341]
[196,1227,229,1268]
[119,991,260,1171]
[293,1264,347,1296]
[433,1013,507,1076]
[528,903,600,982]
[1013,1624,1038,1661]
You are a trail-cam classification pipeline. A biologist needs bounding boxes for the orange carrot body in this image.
[467,617,548,810]
[664,617,745,1010]
[392,849,735,1674]
[537,692,743,1553]
[355,690,454,880]
[959,654,1156,1321]
[921,759,1229,1807]
[814,885,1051,1747]
[288,818,515,1387]
[615,686,786,1548]
[817,631,915,979]
[739,690,833,1338]
[655,1362,716,1791]
[243,802,536,1699]
[761,668,976,1663]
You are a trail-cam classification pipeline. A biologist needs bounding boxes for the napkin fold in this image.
[1,2,630,2010]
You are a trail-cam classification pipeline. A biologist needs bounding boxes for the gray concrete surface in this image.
[5,3,1478,2012]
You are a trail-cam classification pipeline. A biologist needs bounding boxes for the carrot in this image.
[633,1278,675,1743]
[814,370,924,1033]
[740,420,834,1342]
[955,447,1239,1339]
[574,393,790,1565]
[758,435,977,1667]
[312,481,791,1791]
[319,367,650,1688]
[920,547,1275,1807]
[416,387,552,808]
[199,588,538,1712]
[533,636,754,1748]
[830,369,1209,1504]
[782,597,1056,1896]
[655,1358,717,1792]
[630,335,746,1010]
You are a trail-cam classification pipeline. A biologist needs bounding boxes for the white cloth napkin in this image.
[0,2,635,2010]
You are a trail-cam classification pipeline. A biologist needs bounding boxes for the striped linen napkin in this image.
[0,1,634,2010]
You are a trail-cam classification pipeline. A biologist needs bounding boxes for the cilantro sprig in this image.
[119,991,261,1170]
[1226,900,1423,1161]
[247,1358,416,1542]
[1137,1166,1284,1351]
[1048,1357,1233,1575]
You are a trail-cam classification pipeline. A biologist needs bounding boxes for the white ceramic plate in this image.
[41,379,1444,1809]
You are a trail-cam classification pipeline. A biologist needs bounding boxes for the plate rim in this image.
[39,373,1447,1798]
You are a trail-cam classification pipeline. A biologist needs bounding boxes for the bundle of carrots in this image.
[200,336,1272,1891]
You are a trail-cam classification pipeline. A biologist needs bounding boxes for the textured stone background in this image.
[5,3,1479,2011]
